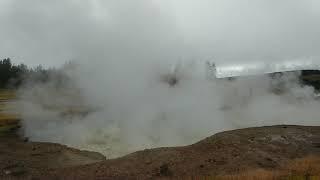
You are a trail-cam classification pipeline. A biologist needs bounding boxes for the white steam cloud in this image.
[1,1,320,158]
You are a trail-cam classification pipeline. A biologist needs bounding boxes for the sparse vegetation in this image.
[0,89,19,135]
[216,156,320,180]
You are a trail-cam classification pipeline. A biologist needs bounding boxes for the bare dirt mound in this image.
[1,125,320,179]
[0,134,106,179]
[44,125,320,179]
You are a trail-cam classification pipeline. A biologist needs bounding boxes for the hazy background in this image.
[1,0,320,158]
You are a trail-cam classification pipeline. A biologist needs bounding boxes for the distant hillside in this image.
[301,70,320,90]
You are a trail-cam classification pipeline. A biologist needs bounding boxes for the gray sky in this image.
[0,0,320,67]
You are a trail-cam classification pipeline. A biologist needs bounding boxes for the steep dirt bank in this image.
[2,125,319,179]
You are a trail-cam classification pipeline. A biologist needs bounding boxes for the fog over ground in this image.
[1,1,320,157]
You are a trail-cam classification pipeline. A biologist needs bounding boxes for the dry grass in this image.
[0,116,19,126]
[284,156,320,178]
[302,75,320,81]
[215,155,320,180]
[0,89,16,100]
[0,89,19,134]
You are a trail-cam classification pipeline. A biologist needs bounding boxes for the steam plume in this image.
[1,0,320,158]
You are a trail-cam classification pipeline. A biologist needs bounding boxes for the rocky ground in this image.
[1,125,320,179]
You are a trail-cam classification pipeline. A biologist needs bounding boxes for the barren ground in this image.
[1,125,320,179]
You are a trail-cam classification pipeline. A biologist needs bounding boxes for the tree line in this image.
[1,57,320,90]
[0,58,70,89]
[0,58,28,88]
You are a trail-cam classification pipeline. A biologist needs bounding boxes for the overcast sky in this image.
[0,0,320,67]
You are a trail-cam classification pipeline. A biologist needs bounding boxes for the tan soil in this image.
[0,125,320,179]
[0,134,106,179]
[1,125,320,179]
